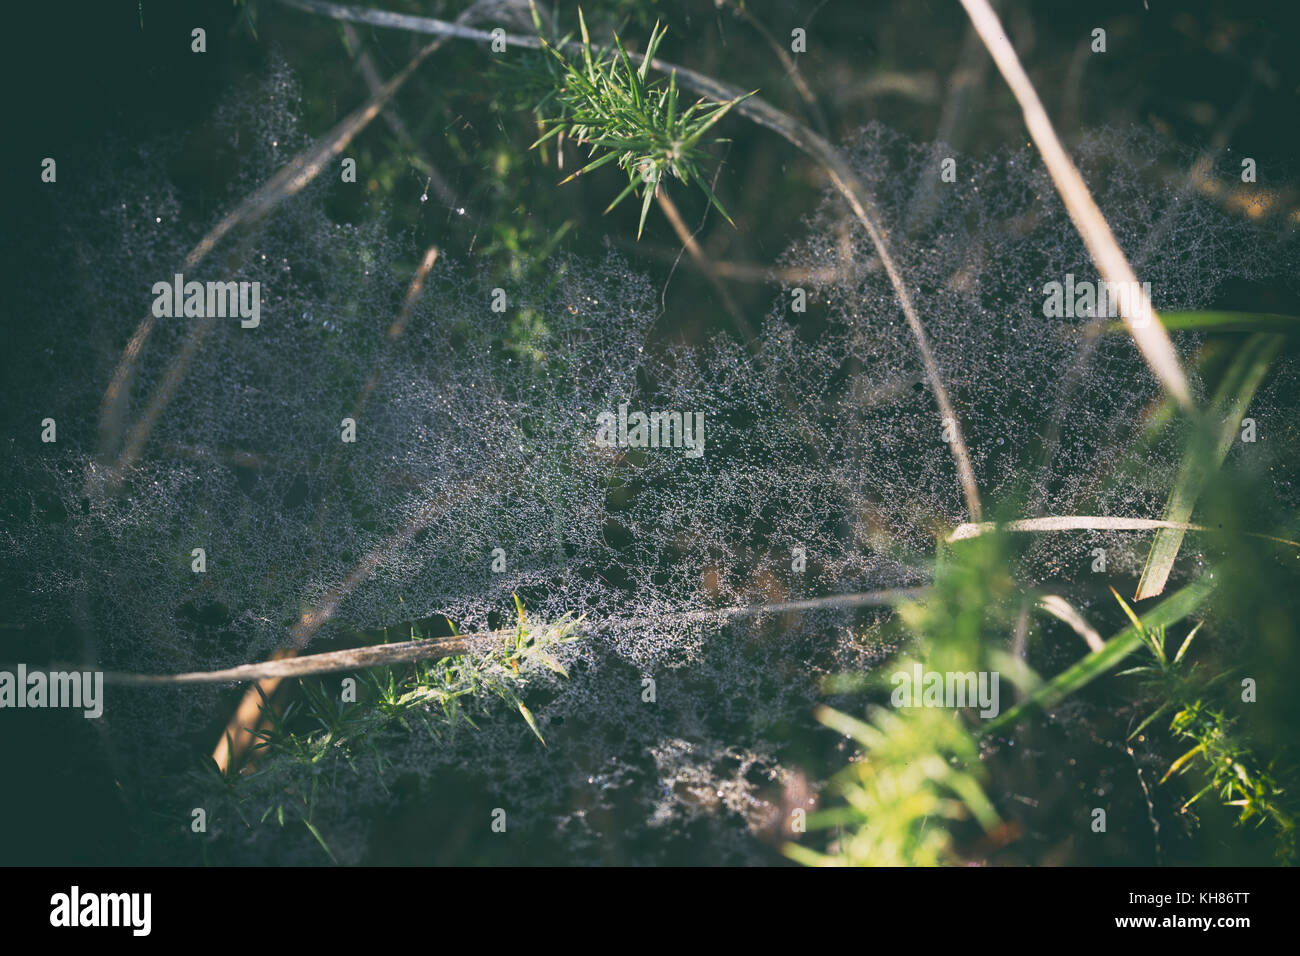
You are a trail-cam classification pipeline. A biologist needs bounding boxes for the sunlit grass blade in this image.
[511,693,546,746]
[302,819,338,864]
[1173,621,1202,666]
[983,575,1216,734]
[530,122,567,150]
[782,842,839,867]
[1110,587,1164,662]
[948,514,1300,548]
[560,148,623,184]
[1104,311,1300,335]
[679,92,753,149]
[636,175,657,238]
[1161,743,1208,785]
[690,165,737,227]
[814,703,880,745]
[1136,332,1284,599]
[1129,700,1175,740]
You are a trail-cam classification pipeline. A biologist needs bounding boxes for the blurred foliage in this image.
[197,597,581,862]
[789,531,1015,865]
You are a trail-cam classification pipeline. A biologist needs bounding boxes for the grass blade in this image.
[514,697,546,746]
[1107,311,1300,335]
[958,0,1195,412]
[1136,332,1284,599]
[948,514,1300,548]
[983,575,1216,734]
[302,819,339,864]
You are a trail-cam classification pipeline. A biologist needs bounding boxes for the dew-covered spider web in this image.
[3,61,1299,863]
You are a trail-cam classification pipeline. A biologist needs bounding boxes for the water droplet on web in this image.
[10,61,1299,863]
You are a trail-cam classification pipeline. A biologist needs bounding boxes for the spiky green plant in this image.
[1115,590,1297,862]
[787,532,1013,866]
[526,6,753,238]
[788,702,999,867]
[195,597,582,861]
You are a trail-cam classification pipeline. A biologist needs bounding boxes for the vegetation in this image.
[7,0,1299,867]
[140,0,1300,867]
[200,597,581,862]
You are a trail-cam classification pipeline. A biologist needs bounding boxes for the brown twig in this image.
[958,0,1194,413]
[93,5,483,494]
[275,0,985,522]
[105,587,923,686]
[717,0,830,137]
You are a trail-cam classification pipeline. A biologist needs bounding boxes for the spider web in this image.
[2,61,1298,863]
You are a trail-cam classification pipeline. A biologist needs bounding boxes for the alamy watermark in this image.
[595,403,705,458]
[1042,273,1153,327]
[890,663,1000,718]
[50,886,150,936]
[151,273,260,328]
[0,664,103,718]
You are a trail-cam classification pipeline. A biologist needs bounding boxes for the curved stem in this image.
[104,588,922,685]
[958,0,1193,414]
[275,0,984,521]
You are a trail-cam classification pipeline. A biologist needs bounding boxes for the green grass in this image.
[523,5,752,238]
[788,702,999,866]
[1136,333,1285,599]
[1110,590,1297,862]
[1106,311,1300,334]
[197,597,582,861]
[787,531,1012,865]
[983,575,1218,735]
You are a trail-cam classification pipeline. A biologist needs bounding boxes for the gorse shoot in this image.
[789,703,999,867]
[1163,702,1295,864]
[1112,587,1211,742]
[251,596,582,759]
[788,534,1011,866]
[526,5,753,238]
[202,598,582,860]
[1114,590,1298,863]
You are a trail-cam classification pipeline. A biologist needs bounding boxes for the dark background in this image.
[1,0,1298,865]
